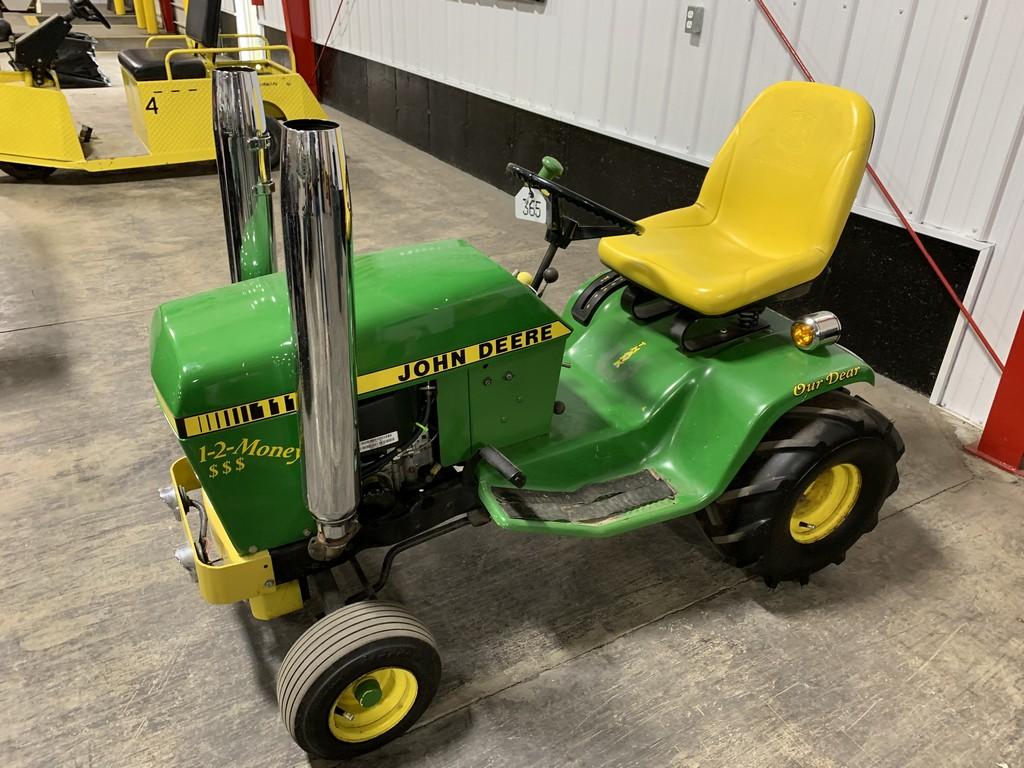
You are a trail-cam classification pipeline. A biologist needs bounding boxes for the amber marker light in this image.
[791,312,842,352]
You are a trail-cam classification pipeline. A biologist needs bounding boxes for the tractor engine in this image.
[357,384,439,509]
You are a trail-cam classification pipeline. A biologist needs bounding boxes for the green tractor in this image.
[152,71,903,760]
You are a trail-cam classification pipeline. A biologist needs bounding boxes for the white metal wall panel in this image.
[273,0,1024,423]
[258,0,285,31]
[930,0,1024,423]
[318,0,1003,233]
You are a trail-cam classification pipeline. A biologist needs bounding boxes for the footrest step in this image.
[493,470,675,524]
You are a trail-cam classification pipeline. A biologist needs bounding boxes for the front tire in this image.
[698,390,904,587]
[0,162,56,181]
[277,601,441,760]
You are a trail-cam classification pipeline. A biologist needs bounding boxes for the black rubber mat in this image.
[494,470,675,524]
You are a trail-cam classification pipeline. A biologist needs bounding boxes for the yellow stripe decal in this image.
[161,320,570,439]
[169,392,299,439]
[355,320,572,395]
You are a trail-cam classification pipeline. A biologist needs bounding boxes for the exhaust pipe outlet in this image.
[280,118,359,561]
[212,66,276,283]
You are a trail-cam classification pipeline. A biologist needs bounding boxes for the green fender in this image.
[478,280,875,537]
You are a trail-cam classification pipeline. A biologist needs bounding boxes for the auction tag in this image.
[514,186,550,225]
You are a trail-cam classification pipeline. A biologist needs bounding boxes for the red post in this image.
[281,0,318,97]
[159,0,176,33]
[968,311,1024,475]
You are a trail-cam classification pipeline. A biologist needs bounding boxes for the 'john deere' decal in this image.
[356,320,572,394]
[160,321,571,440]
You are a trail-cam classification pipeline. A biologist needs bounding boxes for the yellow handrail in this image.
[163,45,297,79]
[146,34,192,48]
[112,0,125,15]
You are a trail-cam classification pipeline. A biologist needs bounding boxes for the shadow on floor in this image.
[0,162,218,187]
[225,507,942,768]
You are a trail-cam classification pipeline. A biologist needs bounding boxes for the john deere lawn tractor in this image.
[152,70,904,759]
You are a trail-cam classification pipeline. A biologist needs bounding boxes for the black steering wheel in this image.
[71,0,111,28]
[506,163,642,235]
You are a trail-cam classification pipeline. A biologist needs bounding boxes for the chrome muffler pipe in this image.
[212,66,275,282]
[280,118,359,561]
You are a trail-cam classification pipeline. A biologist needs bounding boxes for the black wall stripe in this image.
[316,48,978,395]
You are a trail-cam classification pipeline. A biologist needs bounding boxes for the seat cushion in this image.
[599,213,825,317]
[118,48,206,81]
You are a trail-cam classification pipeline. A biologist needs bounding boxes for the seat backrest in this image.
[13,14,70,70]
[698,81,873,258]
[185,0,221,48]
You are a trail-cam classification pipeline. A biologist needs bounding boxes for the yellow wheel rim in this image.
[328,667,418,743]
[789,463,862,544]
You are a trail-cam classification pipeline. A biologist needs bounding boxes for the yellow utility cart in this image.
[0,0,323,179]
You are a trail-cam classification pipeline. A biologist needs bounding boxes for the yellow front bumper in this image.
[169,457,303,620]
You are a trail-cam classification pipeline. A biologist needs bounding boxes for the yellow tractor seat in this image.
[599,81,874,317]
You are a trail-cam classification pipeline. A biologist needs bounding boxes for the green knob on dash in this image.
[538,156,564,181]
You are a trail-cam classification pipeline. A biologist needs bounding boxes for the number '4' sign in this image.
[514,186,549,225]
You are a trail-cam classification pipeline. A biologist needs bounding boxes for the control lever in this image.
[479,445,527,488]
[537,266,559,298]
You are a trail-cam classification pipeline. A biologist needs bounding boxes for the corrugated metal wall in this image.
[255,0,286,32]
[928,0,1024,424]
[247,0,1023,424]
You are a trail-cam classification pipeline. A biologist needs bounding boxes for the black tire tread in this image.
[698,389,903,585]
[277,601,437,741]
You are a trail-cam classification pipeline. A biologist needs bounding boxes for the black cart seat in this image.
[117,48,205,80]
[118,0,219,81]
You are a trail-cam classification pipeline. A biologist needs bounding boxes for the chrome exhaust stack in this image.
[280,119,360,561]
[212,66,276,282]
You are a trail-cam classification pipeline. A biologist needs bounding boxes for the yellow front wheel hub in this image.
[328,667,418,743]
[790,463,862,544]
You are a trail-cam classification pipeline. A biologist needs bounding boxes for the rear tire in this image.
[0,162,56,181]
[697,390,904,587]
[277,601,441,760]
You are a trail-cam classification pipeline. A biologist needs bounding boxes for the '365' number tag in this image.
[514,186,549,225]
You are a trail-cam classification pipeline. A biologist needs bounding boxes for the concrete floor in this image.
[1,104,1023,768]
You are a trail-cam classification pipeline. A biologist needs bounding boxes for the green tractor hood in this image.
[150,239,565,553]
[152,239,561,415]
